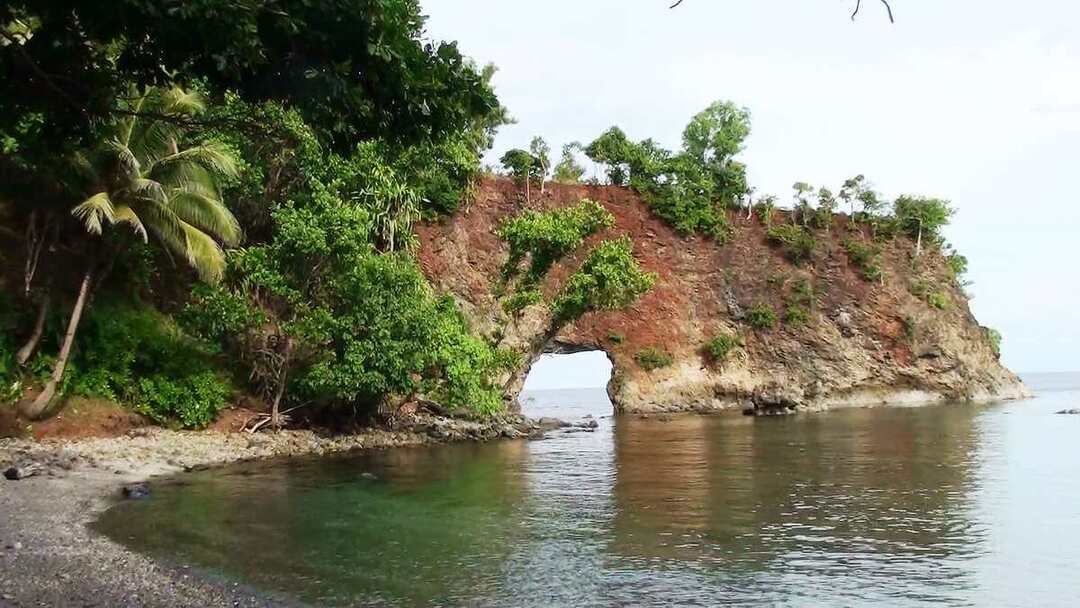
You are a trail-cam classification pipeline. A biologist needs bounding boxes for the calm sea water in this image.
[95,374,1080,607]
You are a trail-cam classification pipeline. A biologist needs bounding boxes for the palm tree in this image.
[20,86,241,419]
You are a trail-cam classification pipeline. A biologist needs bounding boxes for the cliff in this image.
[416,177,1028,415]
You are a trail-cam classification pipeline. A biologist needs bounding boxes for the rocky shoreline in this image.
[0,412,573,607]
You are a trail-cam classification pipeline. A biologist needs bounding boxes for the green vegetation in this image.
[767,224,816,265]
[0,2,988,431]
[0,1,517,426]
[606,331,625,344]
[785,305,810,327]
[746,303,778,330]
[552,237,656,325]
[584,101,750,242]
[498,199,614,282]
[843,238,884,282]
[553,143,586,184]
[705,334,740,361]
[503,289,543,314]
[67,302,230,429]
[635,348,674,371]
[927,292,949,310]
[987,327,1002,357]
[893,196,954,257]
[903,316,917,343]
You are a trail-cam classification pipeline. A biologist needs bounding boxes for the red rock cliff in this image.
[416,177,1027,414]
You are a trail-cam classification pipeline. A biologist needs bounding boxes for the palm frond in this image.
[107,138,141,179]
[111,203,148,241]
[161,87,206,117]
[71,192,115,235]
[125,178,169,206]
[179,220,227,283]
[139,199,227,283]
[168,189,242,246]
[155,142,239,179]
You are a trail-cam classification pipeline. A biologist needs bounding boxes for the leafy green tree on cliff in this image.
[553,143,586,185]
[20,87,240,418]
[893,195,954,257]
[530,137,551,195]
[500,148,538,202]
[791,181,814,226]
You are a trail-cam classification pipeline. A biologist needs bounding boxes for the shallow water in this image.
[96,374,1080,607]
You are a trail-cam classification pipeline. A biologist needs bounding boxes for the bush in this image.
[928,292,948,310]
[583,101,750,243]
[498,199,615,282]
[136,371,230,429]
[785,305,809,327]
[843,238,883,282]
[606,331,625,344]
[987,327,1002,357]
[503,289,543,314]
[903,316,917,343]
[551,237,656,324]
[767,224,816,265]
[746,303,777,330]
[70,301,232,428]
[635,348,674,371]
[706,334,740,361]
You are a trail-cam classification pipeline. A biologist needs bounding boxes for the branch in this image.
[669,0,686,7]
[852,0,895,23]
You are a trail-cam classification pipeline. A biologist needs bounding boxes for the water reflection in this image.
[95,384,1080,607]
[610,408,984,605]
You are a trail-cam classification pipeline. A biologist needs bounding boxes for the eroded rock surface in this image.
[417,178,1028,414]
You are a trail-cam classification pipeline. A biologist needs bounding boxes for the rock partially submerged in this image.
[1056,408,1080,415]
[122,482,150,499]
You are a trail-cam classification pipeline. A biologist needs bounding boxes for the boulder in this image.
[121,482,150,499]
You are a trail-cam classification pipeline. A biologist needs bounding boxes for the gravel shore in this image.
[0,413,552,607]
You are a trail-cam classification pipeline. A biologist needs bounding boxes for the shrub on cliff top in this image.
[635,347,674,371]
[498,199,615,282]
[583,101,750,243]
[551,237,656,324]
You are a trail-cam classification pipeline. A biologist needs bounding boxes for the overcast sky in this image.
[425,0,1079,386]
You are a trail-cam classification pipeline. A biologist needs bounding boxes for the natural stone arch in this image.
[508,339,621,413]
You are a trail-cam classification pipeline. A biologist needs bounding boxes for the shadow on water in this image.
[95,381,1080,607]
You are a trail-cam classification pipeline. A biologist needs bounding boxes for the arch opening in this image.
[519,350,614,419]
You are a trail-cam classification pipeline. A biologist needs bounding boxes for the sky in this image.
[424,0,1080,387]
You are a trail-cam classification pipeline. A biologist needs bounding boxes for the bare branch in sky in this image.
[669,0,895,23]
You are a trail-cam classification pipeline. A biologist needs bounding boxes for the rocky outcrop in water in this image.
[417,178,1028,414]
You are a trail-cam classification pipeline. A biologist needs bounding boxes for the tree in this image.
[814,187,837,231]
[0,0,499,162]
[553,143,586,185]
[792,182,813,225]
[500,148,538,202]
[682,101,751,206]
[20,86,240,419]
[529,137,551,195]
[893,195,954,257]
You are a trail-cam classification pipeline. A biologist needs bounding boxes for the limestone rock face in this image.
[416,178,1028,415]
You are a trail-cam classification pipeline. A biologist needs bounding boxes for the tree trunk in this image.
[915,221,923,257]
[20,270,92,420]
[269,336,293,430]
[15,292,50,366]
